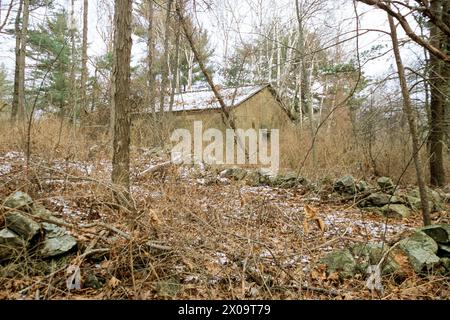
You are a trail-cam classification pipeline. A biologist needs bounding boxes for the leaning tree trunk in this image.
[388,13,431,226]
[111,0,133,206]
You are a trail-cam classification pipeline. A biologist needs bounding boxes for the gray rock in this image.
[360,193,402,207]
[0,228,27,261]
[38,223,77,258]
[351,243,385,273]
[399,231,440,273]
[438,244,450,257]
[377,177,395,191]
[380,204,411,219]
[334,175,356,195]
[441,258,450,271]
[443,193,450,204]
[419,225,450,244]
[5,212,41,240]
[350,243,402,275]
[244,171,262,186]
[221,168,247,181]
[84,272,102,289]
[4,191,33,211]
[32,205,54,219]
[271,172,307,188]
[357,181,369,192]
[407,196,427,211]
[408,188,443,212]
[320,249,356,279]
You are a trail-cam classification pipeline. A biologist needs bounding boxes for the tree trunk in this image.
[69,0,76,122]
[429,0,446,187]
[111,0,133,205]
[17,0,29,121]
[169,16,180,112]
[81,0,89,115]
[159,0,173,111]
[388,13,431,226]
[147,0,156,115]
[11,0,23,122]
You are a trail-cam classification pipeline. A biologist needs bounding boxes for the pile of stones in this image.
[0,191,77,262]
[333,175,448,220]
[321,224,450,279]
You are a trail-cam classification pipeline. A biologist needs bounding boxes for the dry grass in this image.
[0,118,449,300]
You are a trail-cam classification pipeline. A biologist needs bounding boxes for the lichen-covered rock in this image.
[357,180,369,192]
[438,244,450,257]
[351,243,385,273]
[334,175,356,195]
[84,272,102,289]
[359,193,402,207]
[408,188,444,212]
[271,172,308,188]
[38,223,77,258]
[380,204,411,219]
[377,177,395,191]
[398,231,440,273]
[0,228,27,261]
[5,212,41,240]
[4,191,33,211]
[244,171,262,186]
[32,205,54,219]
[221,168,247,181]
[419,225,450,244]
[441,258,450,271]
[350,243,403,275]
[320,249,356,279]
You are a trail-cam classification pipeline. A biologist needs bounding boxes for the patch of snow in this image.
[184,275,200,284]
[0,163,12,175]
[215,252,229,266]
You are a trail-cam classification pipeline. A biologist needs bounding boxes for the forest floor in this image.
[0,146,449,300]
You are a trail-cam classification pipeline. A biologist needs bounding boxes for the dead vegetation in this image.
[1,120,449,300]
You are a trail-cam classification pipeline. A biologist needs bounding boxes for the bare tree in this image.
[357,0,448,186]
[11,0,29,121]
[111,0,133,205]
[11,0,23,121]
[81,0,89,114]
[387,11,431,226]
[160,0,173,111]
[147,0,156,113]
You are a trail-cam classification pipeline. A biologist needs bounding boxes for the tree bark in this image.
[17,0,29,121]
[159,0,173,111]
[169,15,180,111]
[69,0,76,121]
[429,0,446,186]
[11,0,23,122]
[147,0,156,115]
[388,13,431,226]
[111,0,133,205]
[81,0,89,115]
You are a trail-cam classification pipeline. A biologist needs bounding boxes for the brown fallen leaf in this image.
[108,276,121,289]
[303,220,310,235]
[315,217,326,233]
[304,205,317,219]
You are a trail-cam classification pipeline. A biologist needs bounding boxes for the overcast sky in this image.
[0,0,422,82]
